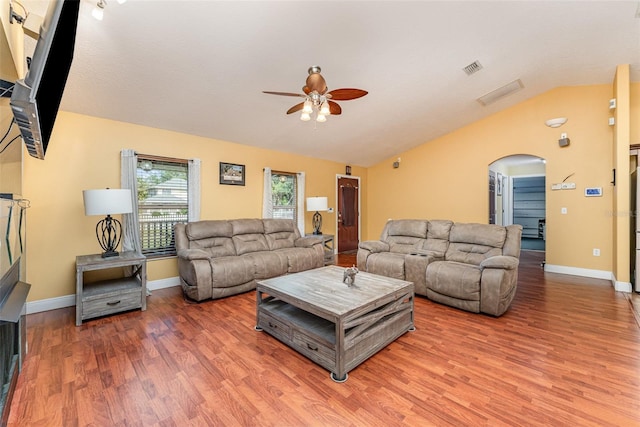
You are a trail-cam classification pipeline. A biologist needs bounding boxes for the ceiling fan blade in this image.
[328,100,342,115]
[286,102,305,114]
[327,88,368,100]
[305,73,327,94]
[263,91,306,98]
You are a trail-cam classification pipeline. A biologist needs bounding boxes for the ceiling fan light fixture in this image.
[300,112,311,122]
[92,0,106,20]
[320,100,330,116]
[316,113,327,123]
[302,100,313,114]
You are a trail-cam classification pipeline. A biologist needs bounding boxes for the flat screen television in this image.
[9,0,80,160]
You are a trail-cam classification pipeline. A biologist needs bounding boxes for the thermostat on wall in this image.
[585,187,603,197]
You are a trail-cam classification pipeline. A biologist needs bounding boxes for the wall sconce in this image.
[545,117,567,128]
[345,165,351,175]
[393,157,401,168]
[83,188,133,257]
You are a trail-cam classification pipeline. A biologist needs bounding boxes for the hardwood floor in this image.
[8,251,640,426]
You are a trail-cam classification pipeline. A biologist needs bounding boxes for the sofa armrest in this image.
[177,248,211,260]
[358,240,390,253]
[480,255,519,270]
[295,236,322,248]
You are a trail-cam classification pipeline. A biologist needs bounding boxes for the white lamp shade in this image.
[83,189,133,216]
[306,196,328,212]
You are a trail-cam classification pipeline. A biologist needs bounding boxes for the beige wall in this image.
[22,112,366,301]
[18,81,640,303]
[366,84,616,272]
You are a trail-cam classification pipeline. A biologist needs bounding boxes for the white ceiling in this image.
[17,1,640,166]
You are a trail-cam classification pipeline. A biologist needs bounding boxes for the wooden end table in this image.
[75,251,147,326]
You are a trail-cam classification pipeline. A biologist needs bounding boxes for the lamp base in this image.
[96,215,123,259]
[312,211,323,235]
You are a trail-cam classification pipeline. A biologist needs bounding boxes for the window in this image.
[137,155,188,257]
[271,172,297,220]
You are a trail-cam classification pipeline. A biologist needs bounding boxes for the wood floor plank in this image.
[8,251,640,426]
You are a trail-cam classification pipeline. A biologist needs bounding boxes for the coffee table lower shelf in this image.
[255,290,414,382]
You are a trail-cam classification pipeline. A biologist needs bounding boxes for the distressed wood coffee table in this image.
[255,265,414,382]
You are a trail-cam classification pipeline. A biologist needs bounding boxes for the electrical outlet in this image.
[561,182,576,190]
[551,183,562,190]
[561,207,567,214]
[593,248,600,256]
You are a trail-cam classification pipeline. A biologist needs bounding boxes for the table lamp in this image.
[83,188,133,257]
[306,196,328,235]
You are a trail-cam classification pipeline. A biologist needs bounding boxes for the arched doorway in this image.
[489,155,546,251]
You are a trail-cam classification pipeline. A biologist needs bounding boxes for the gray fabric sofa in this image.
[357,219,522,316]
[174,218,324,301]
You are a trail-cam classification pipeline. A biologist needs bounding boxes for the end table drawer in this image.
[82,289,142,320]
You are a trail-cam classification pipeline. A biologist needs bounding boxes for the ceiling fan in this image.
[263,66,368,122]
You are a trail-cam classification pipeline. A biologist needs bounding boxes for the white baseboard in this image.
[148,276,180,291]
[614,281,633,293]
[544,264,613,280]
[542,264,635,292]
[25,277,181,314]
[26,294,75,314]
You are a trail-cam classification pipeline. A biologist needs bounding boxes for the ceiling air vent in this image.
[463,61,483,76]
[477,79,524,106]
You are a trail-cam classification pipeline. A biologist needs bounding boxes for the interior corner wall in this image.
[366,84,614,274]
[612,65,631,285]
[22,112,367,302]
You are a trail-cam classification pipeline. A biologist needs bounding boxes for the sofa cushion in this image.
[263,219,298,250]
[231,218,269,255]
[210,256,255,288]
[420,220,453,256]
[275,247,321,273]
[186,220,233,239]
[231,218,265,235]
[365,252,406,280]
[445,223,506,265]
[185,221,236,257]
[233,233,270,255]
[262,218,300,236]
[426,260,481,301]
[242,251,288,279]
[385,220,428,239]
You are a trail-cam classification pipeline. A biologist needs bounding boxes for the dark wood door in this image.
[337,177,359,253]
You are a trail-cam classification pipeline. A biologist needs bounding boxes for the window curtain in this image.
[296,171,305,235]
[263,167,305,234]
[188,158,201,222]
[262,167,273,218]
[120,149,142,254]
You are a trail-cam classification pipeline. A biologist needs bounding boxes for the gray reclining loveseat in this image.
[357,219,522,316]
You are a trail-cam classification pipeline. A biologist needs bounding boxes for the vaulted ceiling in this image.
[10,1,640,166]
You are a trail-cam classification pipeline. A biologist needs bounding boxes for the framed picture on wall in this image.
[496,172,503,196]
[219,162,245,186]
